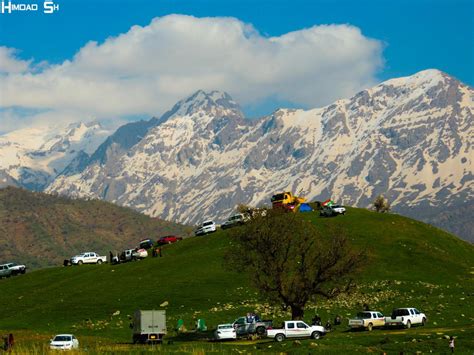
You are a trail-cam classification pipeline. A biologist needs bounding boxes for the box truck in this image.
[132,310,166,344]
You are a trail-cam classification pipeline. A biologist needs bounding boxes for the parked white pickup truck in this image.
[70,252,107,265]
[385,308,427,328]
[266,321,326,342]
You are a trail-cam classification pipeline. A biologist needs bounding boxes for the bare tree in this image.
[226,210,365,320]
[373,195,390,213]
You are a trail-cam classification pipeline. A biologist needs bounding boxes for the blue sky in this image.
[0,0,472,127]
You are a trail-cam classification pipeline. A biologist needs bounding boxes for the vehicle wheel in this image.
[78,260,83,265]
[21,269,26,274]
[256,326,266,336]
[367,323,373,331]
[406,320,411,329]
[97,259,102,264]
[275,333,285,342]
[311,331,321,339]
[422,317,426,326]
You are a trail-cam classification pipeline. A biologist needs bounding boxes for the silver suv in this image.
[0,264,12,279]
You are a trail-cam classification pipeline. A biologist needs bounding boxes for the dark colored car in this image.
[157,236,183,245]
[319,206,337,217]
[139,239,155,249]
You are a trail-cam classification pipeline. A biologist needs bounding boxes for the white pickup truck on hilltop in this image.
[266,320,326,342]
[385,308,427,328]
[70,252,107,265]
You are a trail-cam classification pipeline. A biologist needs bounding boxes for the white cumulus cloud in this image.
[0,15,384,132]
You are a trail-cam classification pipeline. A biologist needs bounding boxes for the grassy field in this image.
[1,208,473,353]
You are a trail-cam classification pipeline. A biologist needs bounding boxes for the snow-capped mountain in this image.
[46,70,473,242]
[0,122,111,189]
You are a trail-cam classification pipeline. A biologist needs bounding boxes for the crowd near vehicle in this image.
[70,252,107,265]
[157,235,183,245]
[221,213,249,229]
[348,311,386,331]
[214,324,237,340]
[232,316,272,336]
[271,191,306,212]
[266,320,326,342]
[385,308,427,328]
[6,262,27,275]
[195,220,217,236]
[49,334,79,350]
[132,310,167,344]
[0,264,12,278]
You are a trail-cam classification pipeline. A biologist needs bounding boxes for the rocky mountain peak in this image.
[159,90,244,123]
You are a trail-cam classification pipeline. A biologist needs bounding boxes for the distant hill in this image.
[0,208,473,353]
[0,187,192,268]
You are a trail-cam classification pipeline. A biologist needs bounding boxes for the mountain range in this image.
[1,69,472,242]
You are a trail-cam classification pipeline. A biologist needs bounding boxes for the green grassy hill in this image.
[1,208,473,353]
[0,187,192,268]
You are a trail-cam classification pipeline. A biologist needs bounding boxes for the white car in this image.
[348,311,385,331]
[195,220,217,236]
[70,252,107,265]
[214,323,237,340]
[266,320,326,342]
[221,213,249,229]
[6,262,26,275]
[49,334,79,350]
[385,308,427,328]
[331,204,346,214]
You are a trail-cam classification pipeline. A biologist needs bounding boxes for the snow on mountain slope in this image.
[47,70,474,241]
[0,122,111,190]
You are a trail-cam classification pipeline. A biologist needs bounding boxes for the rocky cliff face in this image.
[43,70,473,241]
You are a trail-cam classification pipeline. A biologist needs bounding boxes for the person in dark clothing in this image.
[325,320,332,331]
[363,303,370,311]
[109,251,113,263]
[334,315,342,325]
[158,247,162,257]
[6,333,14,351]
[152,248,157,257]
[311,314,322,326]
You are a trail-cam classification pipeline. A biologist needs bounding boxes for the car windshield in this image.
[218,325,233,329]
[6,263,15,267]
[230,215,241,220]
[53,336,72,342]
[356,312,372,319]
[332,205,341,208]
[203,222,214,227]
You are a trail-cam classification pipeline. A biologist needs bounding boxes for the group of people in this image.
[245,312,261,323]
[311,314,342,331]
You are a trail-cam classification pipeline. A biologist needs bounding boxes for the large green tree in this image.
[227,210,365,320]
